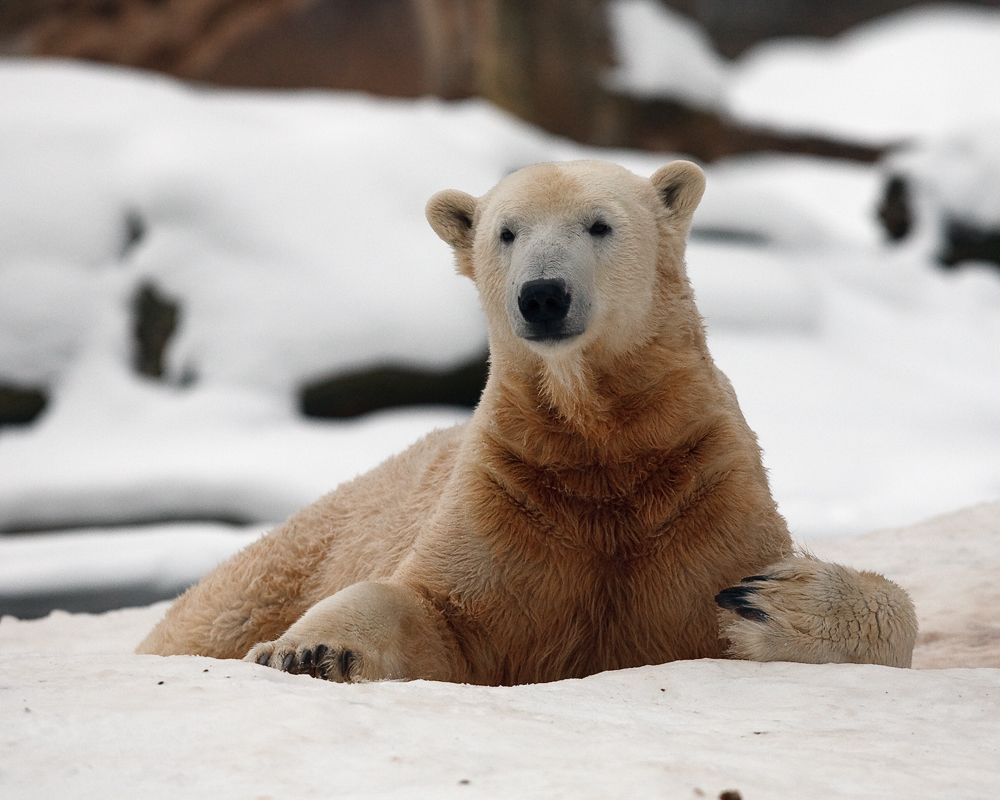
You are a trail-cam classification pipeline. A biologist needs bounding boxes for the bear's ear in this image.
[426,189,477,251]
[649,160,706,226]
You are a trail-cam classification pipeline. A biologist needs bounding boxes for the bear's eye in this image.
[500,228,515,244]
[588,221,611,237]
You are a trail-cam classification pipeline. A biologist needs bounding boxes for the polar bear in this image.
[137,160,917,681]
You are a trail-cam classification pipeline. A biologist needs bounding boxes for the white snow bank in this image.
[691,157,1000,538]
[0,61,998,551]
[696,155,884,250]
[1,502,997,799]
[728,5,1000,141]
[0,524,266,596]
[604,0,728,107]
[896,125,1000,228]
[2,653,995,800]
[0,393,469,530]
[0,60,566,396]
[707,282,1000,538]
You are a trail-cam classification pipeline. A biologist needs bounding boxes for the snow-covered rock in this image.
[728,5,1000,141]
[604,0,729,108]
[877,126,1000,269]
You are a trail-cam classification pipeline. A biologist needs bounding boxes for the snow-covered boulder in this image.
[727,5,1000,142]
[877,126,1000,270]
[603,0,728,109]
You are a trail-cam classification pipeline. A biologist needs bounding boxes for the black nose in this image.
[518,279,570,325]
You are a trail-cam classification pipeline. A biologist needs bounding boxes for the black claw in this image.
[256,652,271,667]
[715,586,771,623]
[300,649,314,669]
[313,645,329,679]
[339,649,356,679]
[716,585,755,605]
[740,574,774,583]
[281,652,295,672]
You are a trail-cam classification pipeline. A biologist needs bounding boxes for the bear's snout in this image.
[516,278,580,342]
[519,279,570,324]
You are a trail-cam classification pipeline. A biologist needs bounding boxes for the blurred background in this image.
[1,0,999,619]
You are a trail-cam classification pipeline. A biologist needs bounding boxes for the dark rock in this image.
[300,353,489,419]
[207,0,427,97]
[878,174,913,241]
[940,219,1000,270]
[0,383,47,425]
[132,280,180,379]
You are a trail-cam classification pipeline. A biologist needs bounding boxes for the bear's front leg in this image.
[244,581,466,683]
[715,556,918,668]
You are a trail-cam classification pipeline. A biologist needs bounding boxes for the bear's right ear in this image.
[649,160,706,227]
[426,189,477,252]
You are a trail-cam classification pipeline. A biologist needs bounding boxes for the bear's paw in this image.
[716,556,918,668]
[246,641,363,682]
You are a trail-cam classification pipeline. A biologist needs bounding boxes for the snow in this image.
[1,503,998,799]
[809,502,1000,670]
[0,524,267,596]
[0,61,551,395]
[0,397,470,531]
[604,0,729,107]
[727,5,1000,141]
[605,3,1000,142]
[4,652,994,800]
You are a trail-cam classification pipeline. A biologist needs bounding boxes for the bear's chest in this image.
[468,545,718,683]
[487,447,715,560]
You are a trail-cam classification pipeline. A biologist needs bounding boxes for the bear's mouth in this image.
[521,326,583,344]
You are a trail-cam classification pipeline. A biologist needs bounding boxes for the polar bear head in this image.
[426,160,705,368]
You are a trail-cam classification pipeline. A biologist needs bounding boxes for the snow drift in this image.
[1,502,997,799]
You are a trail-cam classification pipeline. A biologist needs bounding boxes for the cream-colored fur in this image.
[137,160,917,682]
[716,556,917,668]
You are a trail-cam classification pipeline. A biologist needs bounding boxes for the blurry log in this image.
[610,94,887,163]
[4,0,890,162]
[940,221,1000,270]
[300,353,489,419]
[0,383,47,425]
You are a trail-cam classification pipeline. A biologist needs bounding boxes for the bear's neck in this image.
[478,332,719,467]
[468,334,738,559]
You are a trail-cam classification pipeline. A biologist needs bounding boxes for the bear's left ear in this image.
[649,160,706,227]
[426,189,477,251]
